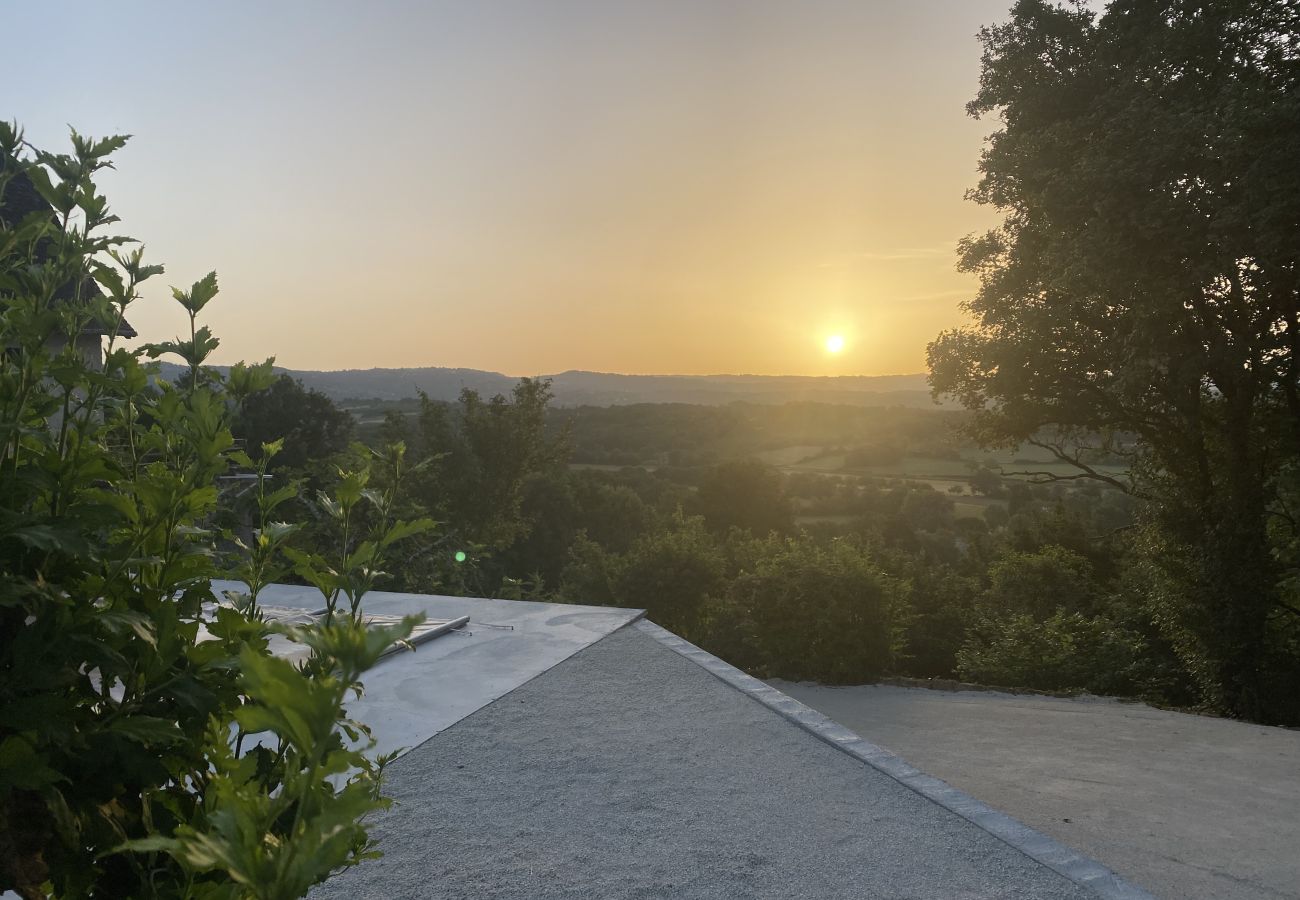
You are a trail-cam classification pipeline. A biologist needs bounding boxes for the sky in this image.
[9,0,1010,376]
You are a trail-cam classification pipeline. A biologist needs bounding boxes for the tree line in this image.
[234,377,1239,719]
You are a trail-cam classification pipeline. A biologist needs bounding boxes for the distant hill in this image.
[159,363,943,408]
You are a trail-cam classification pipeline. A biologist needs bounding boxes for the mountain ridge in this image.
[160,364,943,408]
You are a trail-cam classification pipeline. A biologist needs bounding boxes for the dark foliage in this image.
[1,126,426,897]
[234,374,354,472]
[693,459,794,537]
[928,0,1300,721]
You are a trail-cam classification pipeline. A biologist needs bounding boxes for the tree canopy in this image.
[693,459,794,537]
[928,0,1300,720]
[234,374,354,472]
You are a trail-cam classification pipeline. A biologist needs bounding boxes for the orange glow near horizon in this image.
[11,0,1007,377]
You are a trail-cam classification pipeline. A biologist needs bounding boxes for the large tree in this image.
[378,379,568,594]
[929,0,1300,720]
[234,374,354,472]
[694,459,794,537]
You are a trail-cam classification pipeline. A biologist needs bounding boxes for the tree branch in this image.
[1009,437,1147,498]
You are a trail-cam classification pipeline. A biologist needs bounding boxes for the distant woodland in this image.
[158,361,942,409]
[233,377,1199,715]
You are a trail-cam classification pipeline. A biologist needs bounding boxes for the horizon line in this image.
[187,360,930,381]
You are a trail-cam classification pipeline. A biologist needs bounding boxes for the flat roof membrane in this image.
[208,580,644,759]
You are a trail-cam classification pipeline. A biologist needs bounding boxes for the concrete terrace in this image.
[222,584,1151,899]
[771,681,1300,900]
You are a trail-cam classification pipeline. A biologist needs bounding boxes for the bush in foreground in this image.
[0,125,426,898]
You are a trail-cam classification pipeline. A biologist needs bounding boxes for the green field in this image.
[781,445,1126,484]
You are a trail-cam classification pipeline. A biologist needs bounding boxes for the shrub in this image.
[611,516,725,636]
[725,537,904,683]
[896,566,980,678]
[0,125,427,897]
[984,545,1099,619]
[956,611,1144,695]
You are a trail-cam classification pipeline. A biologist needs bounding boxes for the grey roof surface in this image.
[311,624,1114,900]
[209,580,643,759]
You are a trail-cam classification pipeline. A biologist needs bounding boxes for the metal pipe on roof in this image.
[413,615,471,645]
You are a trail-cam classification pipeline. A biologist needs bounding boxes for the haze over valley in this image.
[161,363,937,406]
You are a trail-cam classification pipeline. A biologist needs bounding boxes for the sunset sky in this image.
[10,0,1009,376]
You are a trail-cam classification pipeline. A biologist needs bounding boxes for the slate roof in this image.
[0,159,137,339]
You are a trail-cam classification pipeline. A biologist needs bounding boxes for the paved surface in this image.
[315,626,1099,900]
[210,580,643,758]
[769,681,1300,900]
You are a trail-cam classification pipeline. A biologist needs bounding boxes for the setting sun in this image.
[825,334,846,354]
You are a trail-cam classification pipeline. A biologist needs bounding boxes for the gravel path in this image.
[314,626,1098,899]
[770,681,1300,900]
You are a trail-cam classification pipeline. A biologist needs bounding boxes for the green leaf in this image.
[98,609,158,648]
[0,735,66,790]
[226,358,276,397]
[109,715,185,746]
[379,517,435,549]
[4,522,91,557]
[93,264,126,300]
[258,521,300,545]
[173,271,219,314]
[191,325,220,366]
[264,484,300,514]
[108,835,179,857]
[85,133,131,160]
[334,469,370,509]
[23,163,74,215]
[235,646,337,751]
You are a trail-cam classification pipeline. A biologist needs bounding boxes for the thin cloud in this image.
[817,245,957,270]
[855,246,954,261]
[894,289,969,303]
